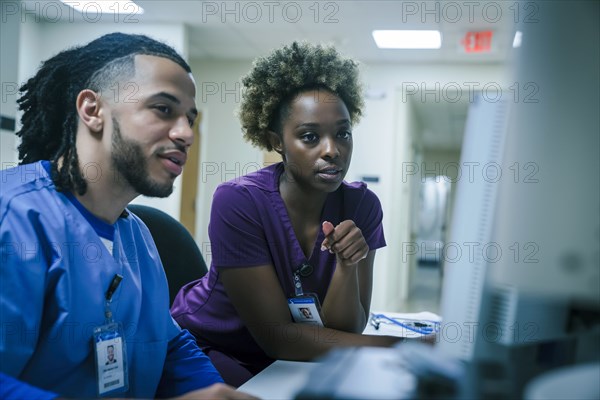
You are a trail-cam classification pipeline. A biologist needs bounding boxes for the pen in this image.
[369,313,439,335]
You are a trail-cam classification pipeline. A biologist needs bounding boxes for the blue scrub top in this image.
[0,161,222,398]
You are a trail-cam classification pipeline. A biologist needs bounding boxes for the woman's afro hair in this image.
[238,41,364,151]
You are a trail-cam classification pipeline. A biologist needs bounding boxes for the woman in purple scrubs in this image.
[172,42,402,387]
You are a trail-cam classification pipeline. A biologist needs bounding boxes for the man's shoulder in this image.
[0,161,56,215]
[1,161,52,196]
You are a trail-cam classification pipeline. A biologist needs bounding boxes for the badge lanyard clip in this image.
[293,271,304,297]
[104,274,123,324]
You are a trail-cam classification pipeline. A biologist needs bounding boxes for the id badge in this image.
[288,294,324,326]
[93,322,129,396]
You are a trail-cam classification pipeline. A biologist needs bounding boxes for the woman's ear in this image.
[76,89,103,133]
[268,131,283,154]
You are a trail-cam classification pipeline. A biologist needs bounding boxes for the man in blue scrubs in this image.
[0,33,254,399]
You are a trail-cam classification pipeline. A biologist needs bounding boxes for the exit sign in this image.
[461,31,493,53]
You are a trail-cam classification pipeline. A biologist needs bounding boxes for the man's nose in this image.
[170,116,194,147]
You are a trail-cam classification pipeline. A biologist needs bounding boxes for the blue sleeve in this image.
[1,196,58,398]
[0,196,48,377]
[155,329,223,397]
[0,372,57,400]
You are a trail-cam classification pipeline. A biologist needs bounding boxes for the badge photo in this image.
[288,296,324,326]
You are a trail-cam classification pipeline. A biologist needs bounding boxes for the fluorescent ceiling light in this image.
[372,30,442,49]
[513,31,522,48]
[61,1,144,15]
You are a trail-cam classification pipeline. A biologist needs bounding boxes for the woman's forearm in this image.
[256,322,401,361]
[320,260,366,332]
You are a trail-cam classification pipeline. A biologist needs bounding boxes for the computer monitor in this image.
[438,1,599,397]
[293,2,598,398]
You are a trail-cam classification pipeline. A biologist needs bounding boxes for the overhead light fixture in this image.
[372,30,442,49]
[60,1,144,15]
[513,31,522,48]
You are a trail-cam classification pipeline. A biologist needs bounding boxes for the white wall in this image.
[188,59,262,260]
[1,5,21,168]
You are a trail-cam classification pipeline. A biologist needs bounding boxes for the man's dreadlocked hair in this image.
[16,32,191,195]
[238,41,364,152]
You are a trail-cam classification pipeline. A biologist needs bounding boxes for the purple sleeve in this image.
[156,329,223,397]
[353,187,387,250]
[208,184,271,267]
[0,373,57,400]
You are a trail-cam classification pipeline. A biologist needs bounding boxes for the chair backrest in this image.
[127,204,207,305]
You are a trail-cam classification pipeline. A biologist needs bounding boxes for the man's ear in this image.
[268,131,283,154]
[76,89,103,133]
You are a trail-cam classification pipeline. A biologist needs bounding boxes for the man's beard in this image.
[111,118,175,198]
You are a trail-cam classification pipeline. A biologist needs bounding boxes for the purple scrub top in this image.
[171,163,386,367]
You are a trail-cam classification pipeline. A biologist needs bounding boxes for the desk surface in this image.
[237,360,317,400]
[237,349,418,400]
[237,311,440,399]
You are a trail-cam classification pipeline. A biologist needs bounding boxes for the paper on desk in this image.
[363,311,442,338]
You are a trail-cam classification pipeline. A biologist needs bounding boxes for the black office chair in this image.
[127,204,208,305]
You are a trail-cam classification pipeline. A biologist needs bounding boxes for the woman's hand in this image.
[319,220,374,331]
[321,220,369,266]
